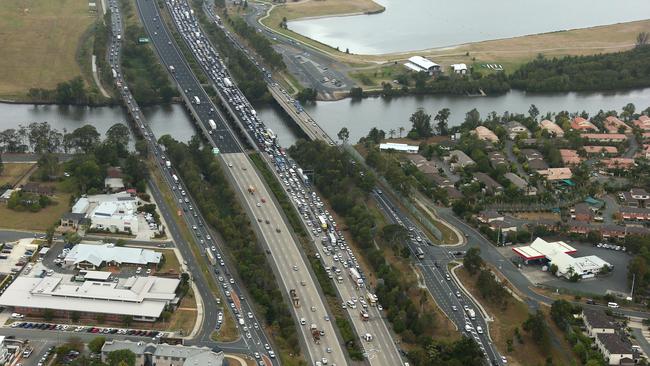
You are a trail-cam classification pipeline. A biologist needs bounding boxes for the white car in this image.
[477,325,483,334]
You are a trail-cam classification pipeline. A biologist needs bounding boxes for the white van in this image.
[11,313,24,319]
[607,302,619,309]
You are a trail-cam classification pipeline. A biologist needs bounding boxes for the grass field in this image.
[0,182,71,231]
[0,163,35,187]
[456,267,573,365]
[270,0,384,22]
[0,0,96,98]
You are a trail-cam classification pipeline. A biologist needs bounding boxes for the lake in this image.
[288,0,650,54]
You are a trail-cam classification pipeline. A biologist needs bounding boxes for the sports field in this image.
[0,0,95,98]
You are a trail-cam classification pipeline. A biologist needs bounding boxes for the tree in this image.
[160,311,172,323]
[65,232,82,245]
[45,226,55,244]
[70,125,100,153]
[43,309,55,321]
[349,87,363,99]
[337,127,350,144]
[463,247,484,275]
[523,310,549,347]
[106,349,136,366]
[408,109,433,138]
[106,123,131,147]
[70,311,80,322]
[398,126,405,138]
[88,336,106,353]
[365,128,385,144]
[550,299,576,329]
[434,108,451,135]
[637,32,649,47]
[622,103,636,121]
[0,153,3,175]
[388,129,396,139]
[463,108,481,129]
[121,315,133,327]
[529,104,540,120]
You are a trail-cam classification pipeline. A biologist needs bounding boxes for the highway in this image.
[165,0,406,364]
[135,0,347,364]
[106,0,277,363]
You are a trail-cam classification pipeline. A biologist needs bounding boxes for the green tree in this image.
[337,127,350,144]
[409,109,433,138]
[637,32,649,47]
[349,87,363,99]
[463,247,484,275]
[121,315,133,327]
[106,349,136,366]
[43,309,54,321]
[529,104,540,120]
[523,310,549,347]
[160,311,172,323]
[65,232,82,245]
[45,226,55,245]
[0,153,3,175]
[106,123,131,147]
[70,125,100,153]
[434,108,451,135]
[70,311,80,322]
[88,336,106,353]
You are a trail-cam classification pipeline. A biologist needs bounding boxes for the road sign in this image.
[138,37,150,44]
[212,147,220,155]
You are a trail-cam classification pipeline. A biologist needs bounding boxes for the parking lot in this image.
[0,239,38,274]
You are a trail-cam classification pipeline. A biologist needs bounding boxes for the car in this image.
[292,265,298,271]
[501,356,508,364]
[300,317,306,325]
[268,350,275,358]
[254,352,260,359]
[451,305,457,311]
[264,343,270,350]
[247,312,253,319]
[477,326,483,334]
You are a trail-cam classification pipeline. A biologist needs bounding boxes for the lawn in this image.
[157,249,181,274]
[0,182,71,231]
[456,267,573,365]
[0,0,96,98]
[0,163,35,187]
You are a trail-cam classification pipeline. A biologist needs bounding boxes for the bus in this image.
[328,232,337,245]
[206,248,216,265]
[318,215,328,229]
[415,247,425,259]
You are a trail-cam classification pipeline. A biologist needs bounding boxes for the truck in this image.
[111,68,117,78]
[328,232,337,245]
[466,308,476,320]
[360,310,369,321]
[208,119,217,130]
[310,324,320,343]
[193,96,201,105]
[172,174,179,183]
[317,215,328,229]
[248,185,255,195]
[169,65,175,73]
[206,248,216,265]
[165,160,171,168]
[289,289,300,308]
[223,77,233,88]
[348,268,364,287]
[366,293,378,306]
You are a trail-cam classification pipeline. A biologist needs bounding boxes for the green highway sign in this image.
[212,147,220,155]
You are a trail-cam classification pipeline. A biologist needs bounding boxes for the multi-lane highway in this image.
[134,0,347,364]
[106,0,277,362]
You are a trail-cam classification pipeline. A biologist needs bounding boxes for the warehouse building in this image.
[64,243,161,269]
[404,56,441,74]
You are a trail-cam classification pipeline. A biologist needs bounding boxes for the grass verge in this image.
[0,181,70,231]
[0,163,35,186]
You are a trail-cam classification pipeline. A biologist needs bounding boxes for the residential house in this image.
[430,174,454,188]
[633,115,650,131]
[503,172,537,195]
[477,210,504,224]
[571,117,599,132]
[488,151,508,169]
[473,172,503,195]
[595,333,635,366]
[446,150,475,171]
[582,309,617,337]
[619,207,650,221]
[521,149,549,171]
[444,186,463,201]
[567,221,650,238]
[21,182,54,196]
[560,149,582,166]
[602,158,635,170]
[640,144,650,159]
[603,116,631,134]
[539,167,573,181]
[450,63,468,74]
[405,155,440,175]
[473,126,499,143]
[60,212,88,230]
[540,119,565,137]
[104,167,125,193]
[571,203,594,222]
[584,146,618,155]
[505,121,530,140]
[581,133,628,143]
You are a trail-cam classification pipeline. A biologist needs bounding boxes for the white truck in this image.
[111,68,117,78]
[208,119,217,130]
[348,268,364,287]
[223,77,233,88]
[193,96,201,105]
[172,174,179,183]
[169,65,175,73]
[165,160,171,168]
[466,308,476,320]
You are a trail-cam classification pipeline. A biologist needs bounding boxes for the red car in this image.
[261,198,266,203]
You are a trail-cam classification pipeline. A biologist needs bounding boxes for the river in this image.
[288,0,650,54]
[2,87,650,148]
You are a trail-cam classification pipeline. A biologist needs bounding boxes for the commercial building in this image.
[404,56,441,74]
[540,119,565,137]
[63,243,162,269]
[473,126,499,143]
[71,192,140,233]
[101,340,224,366]
[379,142,419,154]
[512,237,612,279]
[0,275,180,322]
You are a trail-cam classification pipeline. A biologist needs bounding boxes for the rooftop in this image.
[597,333,634,355]
[583,308,617,329]
[64,243,161,267]
[102,340,223,366]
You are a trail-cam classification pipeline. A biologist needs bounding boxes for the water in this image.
[303,88,650,143]
[2,86,650,150]
[288,0,650,54]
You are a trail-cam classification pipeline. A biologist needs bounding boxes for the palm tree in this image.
[388,129,396,139]
[398,126,405,138]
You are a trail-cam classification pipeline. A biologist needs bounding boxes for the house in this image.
[379,143,419,154]
[633,115,650,131]
[404,56,440,74]
[581,133,628,143]
[59,212,88,230]
[0,189,14,204]
[571,117,599,132]
[63,243,162,269]
[595,333,635,366]
[602,158,635,170]
[405,155,440,175]
[490,218,518,234]
[571,203,594,222]
[640,144,650,159]
[444,187,463,201]
[505,121,530,140]
[560,149,582,166]
[21,182,54,196]
[619,207,650,221]
[539,167,573,181]
[430,174,454,188]
[473,172,503,194]
[582,309,617,337]
[521,149,549,171]
[540,119,565,137]
[450,63,468,74]
[102,340,224,366]
[473,126,499,143]
[104,167,125,193]
[446,150,475,171]
[503,172,536,195]
[603,116,631,134]
[584,146,618,155]
[488,151,508,168]
[477,210,504,224]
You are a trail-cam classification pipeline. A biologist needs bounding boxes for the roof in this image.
[379,143,419,153]
[512,237,577,260]
[539,167,572,181]
[106,167,123,179]
[633,115,650,130]
[71,197,89,214]
[473,172,503,191]
[64,243,161,267]
[504,172,528,189]
[560,149,582,165]
[474,126,499,142]
[597,333,634,355]
[581,133,628,141]
[62,212,86,221]
[583,145,617,154]
[583,308,617,329]
[0,275,179,318]
[80,270,112,281]
[449,150,475,166]
[451,63,468,71]
[21,183,54,195]
[102,340,224,365]
[540,119,565,137]
[603,116,631,133]
[407,56,439,71]
[571,117,599,131]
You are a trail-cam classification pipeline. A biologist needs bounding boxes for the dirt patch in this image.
[0,163,36,187]
[512,212,561,221]
[272,0,384,22]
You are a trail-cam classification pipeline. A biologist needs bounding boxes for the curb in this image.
[450,262,495,343]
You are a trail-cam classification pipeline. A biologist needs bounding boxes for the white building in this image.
[72,192,140,233]
[404,56,440,74]
[451,63,468,74]
[102,340,224,366]
[0,336,9,366]
[379,143,419,154]
[513,237,612,279]
[0,275,179,322]
[64,243,162,269]
[595,333,635,365]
